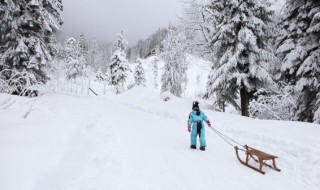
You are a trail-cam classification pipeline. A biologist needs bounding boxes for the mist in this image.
[57,0,183,46]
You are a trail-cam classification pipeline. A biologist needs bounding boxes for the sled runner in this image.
[235,145,281,174]
[209,126,281,174]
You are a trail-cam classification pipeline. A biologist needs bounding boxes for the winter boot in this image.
[190,145,196,149]
[200,146,205,151]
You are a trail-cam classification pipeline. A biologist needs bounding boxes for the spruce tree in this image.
[205,0,276,116]
[134,59,146,86]
[276,0,320,123]
[0,0,63,94]
[108,30,130,94]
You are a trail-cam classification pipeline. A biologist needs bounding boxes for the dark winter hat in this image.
[192,101,200,109]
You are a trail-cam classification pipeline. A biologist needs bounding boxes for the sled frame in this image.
[235,145,281,174]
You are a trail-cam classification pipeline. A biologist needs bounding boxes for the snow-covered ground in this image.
[1,86,319,190]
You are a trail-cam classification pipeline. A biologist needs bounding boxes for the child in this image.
[188,101,211,151]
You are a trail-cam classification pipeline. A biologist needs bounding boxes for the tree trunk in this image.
[240,82,249,117]
[219,101,225,112]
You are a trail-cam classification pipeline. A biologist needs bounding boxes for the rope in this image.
[208,126,246,151]
[210,127,244,147]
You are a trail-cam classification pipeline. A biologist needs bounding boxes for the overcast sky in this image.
[57,0,183,46]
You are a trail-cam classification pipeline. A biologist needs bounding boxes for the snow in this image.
[1,85,320,190]
[184,55,211,99]
[128,55,211,99]
[269,0,286,14]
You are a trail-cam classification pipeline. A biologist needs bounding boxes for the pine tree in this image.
[205,0,277,116]
[134,59,146,86]
[161,28,188,97]
[0,0,63,94]
[276,0,320,123]
[108,30,130,94]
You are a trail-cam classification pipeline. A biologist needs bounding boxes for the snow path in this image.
[1,89,320,190]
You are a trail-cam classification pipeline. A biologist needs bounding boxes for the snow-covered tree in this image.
[64,38,86,80]
[0,0,63,94]
[114,30,128,53]
[152,57,159,89]
[151,45,161,89]
[108,30,130,94]
[78,33,88,55]
[99,43,112,72]
[249,83,297,121]
[205,0,277,116]
[276,0,320,123]
[95,69,106,81]
[78,33,89,61]
[128,28,168,59]
[161,28,188,97]
[134,59,146,86]
[209,78,240,112]
[89,37,99,70]
[181,0,213,59]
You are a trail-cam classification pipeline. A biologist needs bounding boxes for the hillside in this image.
[0,86,319,190]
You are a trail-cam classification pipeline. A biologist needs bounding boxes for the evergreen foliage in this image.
[276,0,320,123]
[205,0,277,116]
[134,59,146,86]
[89,37,99,70]
[64,38,86,80]
[133,28,168,59]
[78,33,89,58]
[0,0,63,94]
[108,30,130,94]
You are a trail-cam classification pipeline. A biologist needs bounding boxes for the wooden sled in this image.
[235,145,281,174]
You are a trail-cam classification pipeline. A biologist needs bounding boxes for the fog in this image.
[57,0,183,46]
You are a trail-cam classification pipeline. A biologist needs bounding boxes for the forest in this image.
[0,0,319,124]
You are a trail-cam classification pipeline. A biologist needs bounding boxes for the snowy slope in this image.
[1,87,319,190]
[128,55,211,100]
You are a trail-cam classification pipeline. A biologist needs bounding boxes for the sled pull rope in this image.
[209,126,246,151]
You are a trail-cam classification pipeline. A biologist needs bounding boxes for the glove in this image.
[188,125,191,132]
[206,120,212,127]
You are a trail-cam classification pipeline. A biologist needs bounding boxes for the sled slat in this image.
[235,145,281,174]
